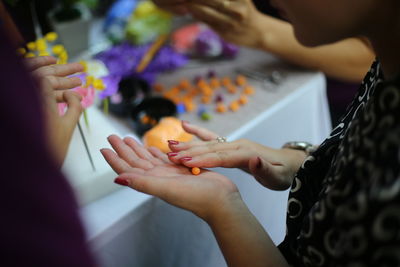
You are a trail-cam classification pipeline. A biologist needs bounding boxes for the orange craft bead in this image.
[216,103,227,113]
[179,79,191,90]
[238,95,248,105]
[141,115,150,124]
[191,167,201,175]
[222,77,232,87]
[243,85,255,95]
[201,86,213,96]
[197,79,208,88]
[236,74,247,86]
[209,78,221,88]
[184,100,196,112]
[153,83,165,92]
[227,85,237,94]
[229,101,240,112]
[201,96,211,104]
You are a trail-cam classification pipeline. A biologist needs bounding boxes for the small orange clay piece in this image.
[222,77,232,87]
[216,103,227,113]
[184,99,196,112]
[243,85,255,95]
[191,167,201,175]
[150,118,158,125]
[209,78,221,89]
[201,96,211,104]
[227,85,237,94]
[197,79,208,88]
[201,86,213,96]
[143,117,193,153]
[238,95,248,105]
[141,115,150,124]
[153,83,165,92]
[236,74,247,86]
[179,79,191,90]
[229,101,240,112]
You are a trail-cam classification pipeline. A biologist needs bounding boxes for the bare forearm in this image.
[206,193,289,267]
[254,15,374,82]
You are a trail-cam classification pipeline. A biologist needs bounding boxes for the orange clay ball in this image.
[209,78,221,88]
[229,101,240,112]
[201,95,211,104]
[191,167,201,175]
[216,103,227,113]
[197,79,208,88]
[201,86,213,96]
[243,85,255,95]
[238,95,248,105]
[153,83,165,92]
[179,79,191,90]
[222,77,232,87]
[184,100,196,112]
[236,74,247,86]
[227,85,237,94]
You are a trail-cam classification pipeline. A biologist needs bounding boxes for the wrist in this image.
[203,191,245,227]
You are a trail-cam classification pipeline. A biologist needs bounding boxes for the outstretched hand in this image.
[101,135,239,221]
[168,121,306,190]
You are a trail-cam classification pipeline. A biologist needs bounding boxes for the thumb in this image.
[248,156,285,190]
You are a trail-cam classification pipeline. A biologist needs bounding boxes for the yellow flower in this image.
[93,79,106,90]
[45,32,58,42]
[27,42,36,51]
[52,44,65,55]
[86,76,94,87]
[25,52,36,58]
[16,48,26,55]
[36,38,47,52]
[79,60,88,72]
[39,51,50,57]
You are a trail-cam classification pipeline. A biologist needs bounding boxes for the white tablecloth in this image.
[78,49,331,267]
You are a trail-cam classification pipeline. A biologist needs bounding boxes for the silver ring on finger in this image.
[216,136,227,143]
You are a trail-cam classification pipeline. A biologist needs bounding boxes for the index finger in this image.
[33,62,84,78]
[25,56,57,71]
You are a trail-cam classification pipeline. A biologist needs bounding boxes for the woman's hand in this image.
[153,0,267,49]
[188,0,267,48]
[101,135,240,221]
[169,121,307,190]
[26,56,84,165]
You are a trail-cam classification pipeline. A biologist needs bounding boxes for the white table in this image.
[76,48,331,267]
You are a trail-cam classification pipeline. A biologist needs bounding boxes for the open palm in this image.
[101,135,239,220]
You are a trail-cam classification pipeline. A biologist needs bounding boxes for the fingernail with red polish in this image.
[114,177,130,186]
[181,157,192,161]
[168,140,179,145]
[167,152,178,157]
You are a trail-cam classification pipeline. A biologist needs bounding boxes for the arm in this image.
[209,193,289,267]
[101,135,289,267]
[154,0,375,82]
[248,15,374,82]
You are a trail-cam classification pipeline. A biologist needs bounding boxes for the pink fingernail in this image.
[114,177,130,186]
[181,157,192,161]
[168,140,179,145]
[167,152,178,157]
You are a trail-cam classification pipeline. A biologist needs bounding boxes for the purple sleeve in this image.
[0,29,96,266]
